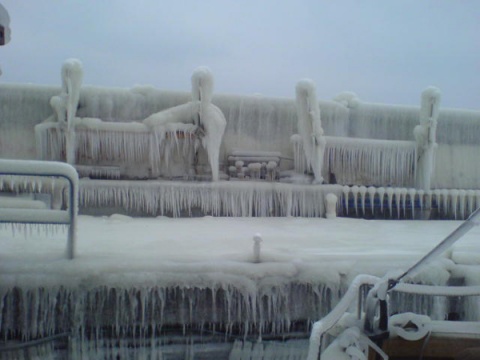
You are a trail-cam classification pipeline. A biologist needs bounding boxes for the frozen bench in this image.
[0,159,78,259]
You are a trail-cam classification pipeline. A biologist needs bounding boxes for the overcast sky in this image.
[1,1,479,110]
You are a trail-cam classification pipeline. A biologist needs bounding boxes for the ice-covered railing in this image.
[291,135,417,187]
[35,119,200,179]
[307,280,480,360]
[325,136,416,187]
[341,185,480,219]
[306,274,380,360]
[0,159,78,259]
[308,208,480,359]
[79,179,343,217]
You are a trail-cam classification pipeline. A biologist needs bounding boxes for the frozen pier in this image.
[2,216,480,357]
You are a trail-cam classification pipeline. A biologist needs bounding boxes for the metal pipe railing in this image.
[0,159,79,259]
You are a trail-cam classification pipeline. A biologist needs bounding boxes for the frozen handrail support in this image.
[0,159,79,259]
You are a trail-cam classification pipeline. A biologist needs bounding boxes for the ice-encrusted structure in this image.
[3,77,480,188]
[35,63,226,181]
[414,86,440,190]
[144,66,226,181]
[295,79,326,183]
[80,181,341,217]
[49,59,83,165]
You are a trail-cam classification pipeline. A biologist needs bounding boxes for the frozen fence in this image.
[79,179,343,217]
[0,159,78,259]
[292,135,417,187]
[35,121,200,179]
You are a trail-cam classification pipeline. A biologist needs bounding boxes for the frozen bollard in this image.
[253,233,262,263]
[325,193,338,219]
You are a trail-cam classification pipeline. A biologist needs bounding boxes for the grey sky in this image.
[1,0,479,110]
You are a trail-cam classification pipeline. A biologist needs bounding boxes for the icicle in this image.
[359,186,367,215]
[343,186,350,215]
[433,189,442,214]
[442,189,449,218]
[367,186,376,214]
[425,190,432,211]
[450,189,459,219]
[377,187,385,213]
[457,189,466,219]
[386,187,394,218]
[408,188,417,219]
[400,188,408,218]
[467,190,476,217]
[351,185,359,216]
[417,189,424,211]
[394,188,402,219]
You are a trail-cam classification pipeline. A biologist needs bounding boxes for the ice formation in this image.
[295,79,326,183]
[414,86,441,190]
[324,136,417,187]
[79,180,342,217]
[49,59,83,165]
[191,67,227,182]
[35,64,228,181]
[141,66,227,181]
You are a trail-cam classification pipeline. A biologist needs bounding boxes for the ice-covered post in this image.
[325,193,338,219]
[295,79,326,184]
[414,87,441,191]
[51,59,83,165]
[191,67,226,181]
[253,233,262,263]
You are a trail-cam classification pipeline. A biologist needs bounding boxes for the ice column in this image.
[295,79,326,183]
[414,87,440,190]
[50,59,84,165]
[191,67,227,181]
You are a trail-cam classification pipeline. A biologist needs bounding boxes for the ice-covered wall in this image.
[1,83,479,188]
[0,84,58,159]
[0,84,348,166]
[345,100,480,189]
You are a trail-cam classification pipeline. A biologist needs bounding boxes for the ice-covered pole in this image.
[191,67,226,181]
[62,59,83,165]
[295,79,326,184]
[252,233,262,263]
[414,86,441,190]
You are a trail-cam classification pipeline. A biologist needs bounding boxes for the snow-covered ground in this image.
[2,215,479,288]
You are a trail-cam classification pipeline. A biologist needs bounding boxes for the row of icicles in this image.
[342,185,480,219]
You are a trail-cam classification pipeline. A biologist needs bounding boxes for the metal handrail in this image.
[307,274,379,360]
[308,207,480,360]
[0,159,79,259]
